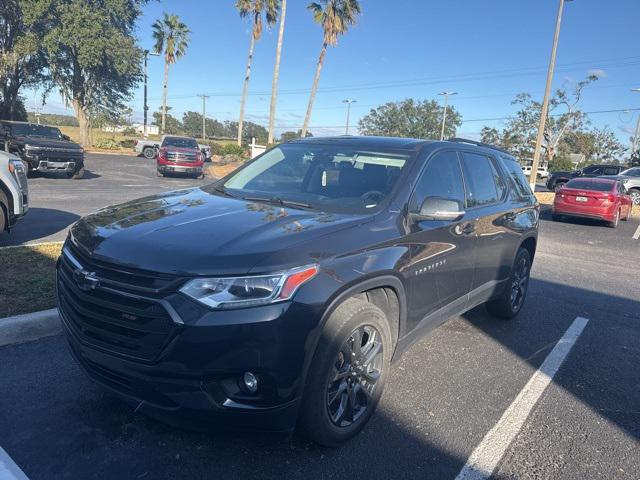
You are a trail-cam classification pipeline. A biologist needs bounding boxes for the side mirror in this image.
[61,134,71,141]
[411,197,465,222]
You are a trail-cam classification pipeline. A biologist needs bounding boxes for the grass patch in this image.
[0,242,63,318]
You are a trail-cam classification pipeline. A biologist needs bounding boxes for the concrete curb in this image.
[0,308,61,347]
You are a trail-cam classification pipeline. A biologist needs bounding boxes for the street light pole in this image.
[143,50,160,138]
[438,91,457,140]
[342,99,356,135]
[529,0,569,190]
[631,89,640,154]
[197,94,210,140]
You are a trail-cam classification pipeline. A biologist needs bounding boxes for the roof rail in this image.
[447,137,512,155]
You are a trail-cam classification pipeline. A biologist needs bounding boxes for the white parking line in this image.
[0,447,29,480]
[455,316,589,480]
[632,225,640,240]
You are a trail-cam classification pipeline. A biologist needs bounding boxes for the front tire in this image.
[69,167,85,179]
[486,247,531,319]
[0,202,7,233]
[298,297,391,447]
[628,189,640,206]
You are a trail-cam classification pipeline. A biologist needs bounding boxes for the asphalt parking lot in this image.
[0,153,211,247]
[1,157,639,479]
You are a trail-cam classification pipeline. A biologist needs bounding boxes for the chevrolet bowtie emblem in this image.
[73,269,100,291]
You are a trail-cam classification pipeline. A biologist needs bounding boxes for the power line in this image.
[147,55,640,101]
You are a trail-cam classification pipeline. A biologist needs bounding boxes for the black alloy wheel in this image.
[326,324,384,427]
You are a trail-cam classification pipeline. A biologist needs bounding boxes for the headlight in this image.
[8,159,25,176]
[180,264,319,309]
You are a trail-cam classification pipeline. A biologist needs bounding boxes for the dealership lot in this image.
[0,153,210,247]
[0,155,639,479]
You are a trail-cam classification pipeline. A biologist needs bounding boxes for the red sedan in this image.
[552,177,632,228]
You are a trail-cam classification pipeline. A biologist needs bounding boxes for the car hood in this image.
[16,136,82,150]
[70,187,369,276]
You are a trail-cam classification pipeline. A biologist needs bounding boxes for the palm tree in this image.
[267,0,287,145]
[236,0,279,146]
[300,0,361,138]
[152,13,190,134]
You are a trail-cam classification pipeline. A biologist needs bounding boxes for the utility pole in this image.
[631,89,640,155]
[438,91,457,140]
[143,50,159,138]
[342,99,356,135]
[529,0,570,190]
[197,94,210,140]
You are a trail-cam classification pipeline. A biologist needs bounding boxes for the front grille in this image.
[166,151,197,163]
[27,147,84,160]
[57,245,180,362]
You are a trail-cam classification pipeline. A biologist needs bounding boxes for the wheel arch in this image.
[519,235,537,261]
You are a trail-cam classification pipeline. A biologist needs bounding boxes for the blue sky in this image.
[30,0,640,143]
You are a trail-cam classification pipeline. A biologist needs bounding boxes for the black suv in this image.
[0,121,85,178]
[57,136,538,446]
[546,164,625,191]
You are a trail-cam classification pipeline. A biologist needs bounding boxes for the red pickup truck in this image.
[156,135,204,178]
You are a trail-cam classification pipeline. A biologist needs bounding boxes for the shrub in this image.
[121,127,137,136]
[201,141,223,156]
[220,154,245,165]
[221,143,247,156]
[93,137,120,150]
[119,139,136,149]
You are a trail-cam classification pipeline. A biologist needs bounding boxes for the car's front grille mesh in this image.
[166,151,198,163]
[57,246,179,361]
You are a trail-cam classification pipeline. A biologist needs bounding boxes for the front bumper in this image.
[552,202,618,221]
[158,164,203,175]
[35,160,78,173]
[56,254,322,432]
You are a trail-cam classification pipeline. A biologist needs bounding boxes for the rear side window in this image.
[410,151,465,212]
[499,156,533,200]
[460,152,503,208]
[583,166,603,175]
[603,167,620,175]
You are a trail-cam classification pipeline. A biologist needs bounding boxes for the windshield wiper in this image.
[213,185,242,199]
[242,195,313,210]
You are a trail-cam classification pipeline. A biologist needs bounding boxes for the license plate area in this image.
[575,196,588,202]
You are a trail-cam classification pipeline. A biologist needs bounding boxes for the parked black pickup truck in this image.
[545,164,625,191]
[0,121,85,179]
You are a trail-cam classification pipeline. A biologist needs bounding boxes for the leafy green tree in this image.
[548,155,575,173]
[236,0,279,145]
[630,149,640,167]
[43,0,144,147]
[301,0,361,137]
[0,0,51,120]
[26,112,78,126]
[480,76,597,162]
[152,13,190,134]
[358,99,461,139]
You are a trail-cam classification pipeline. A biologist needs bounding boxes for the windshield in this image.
[566,179,614,192]
[10,123,63,139]
[620,168,640,177]
[219,143,412,214]
[161,136,198,149]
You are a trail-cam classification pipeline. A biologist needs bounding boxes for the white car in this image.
[0,150,28,233]
[522,165,549,179]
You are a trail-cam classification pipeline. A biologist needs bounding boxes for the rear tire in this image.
[486,248,531,320]
[298,297,392,447]
[143,147,156,159]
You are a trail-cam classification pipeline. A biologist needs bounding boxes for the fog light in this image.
[243,372,259,394]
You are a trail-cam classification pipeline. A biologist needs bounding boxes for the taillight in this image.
[607,194,616,203]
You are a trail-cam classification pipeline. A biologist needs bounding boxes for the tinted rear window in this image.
[565,179,614,192]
